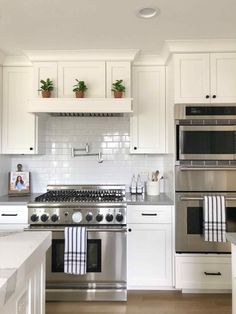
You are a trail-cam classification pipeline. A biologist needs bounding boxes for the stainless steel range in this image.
[26,185,127,302]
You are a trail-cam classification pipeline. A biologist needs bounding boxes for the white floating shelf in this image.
[28,98,133,115]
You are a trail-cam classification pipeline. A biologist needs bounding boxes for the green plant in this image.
[111,79,125,92]
[38,78,54,91]
[73,79,88,92]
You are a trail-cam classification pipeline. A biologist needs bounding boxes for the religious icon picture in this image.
[8,171,30,195]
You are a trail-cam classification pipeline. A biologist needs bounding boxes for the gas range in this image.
[27,185,127,226]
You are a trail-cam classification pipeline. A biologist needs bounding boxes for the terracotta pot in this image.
[75,91,85,98]
[41,90,51,98]
[114,91,123,98]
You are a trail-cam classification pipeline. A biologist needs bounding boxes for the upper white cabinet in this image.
[174,53,236,104]
[2,67,41,154]
[130,66,166,154]
[33,62,58,98]
[58,62,106,98]
[106,61,131,97]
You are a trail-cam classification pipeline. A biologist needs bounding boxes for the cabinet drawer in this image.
[127,205,172,223]
[175,255,231,290]
[0,206,28,224]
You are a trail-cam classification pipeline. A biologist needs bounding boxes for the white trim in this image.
[28,98,133,114]
[0,51,5,65]
[3,56,32,66]
[24,49,140,62]
[133,54,165,65]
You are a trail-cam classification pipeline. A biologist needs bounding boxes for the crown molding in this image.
[24,49,140,62]
[133,53,165,66]
[0,51,5,65]
[3,56,32,66]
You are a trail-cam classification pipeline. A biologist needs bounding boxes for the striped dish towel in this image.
[203,195,226,242]
[64,227,87,275]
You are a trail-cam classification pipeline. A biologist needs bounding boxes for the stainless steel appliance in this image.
[175,104,236,253]
[175,104,236,161]
[26,185,127,302]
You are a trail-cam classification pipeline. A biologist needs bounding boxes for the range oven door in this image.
[175,192,236,253]
[177,125,236,160]
[46,227,127,290]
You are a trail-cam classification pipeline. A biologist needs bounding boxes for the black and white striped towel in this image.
[64,227,87,275]
[203,196,226,242]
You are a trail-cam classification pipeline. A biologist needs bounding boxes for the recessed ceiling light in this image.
[137,7,160,19]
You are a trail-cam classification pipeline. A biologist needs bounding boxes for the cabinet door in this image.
[211,53,236,103]
[33,62,58,98]
[106,61,131,97]
[2,67,36,154]
[58,61,106,98]
[130,66,166,154]
[174,54,210,104]
[127,223,172,288]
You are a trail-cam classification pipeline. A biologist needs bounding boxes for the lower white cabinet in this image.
[1,258,45,314]
[175,254,231,291]
[127,205,173,289]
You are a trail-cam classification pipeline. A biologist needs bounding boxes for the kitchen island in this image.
[226,233,236,314]
[0,231,51,314]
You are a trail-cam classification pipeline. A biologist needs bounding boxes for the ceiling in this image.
[0,0,236,56]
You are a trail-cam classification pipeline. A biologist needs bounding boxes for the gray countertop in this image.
[126,193,174,205]
[0,193,174,206]
[226,233,236,246]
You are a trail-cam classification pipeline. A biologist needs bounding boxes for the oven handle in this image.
[24,227,127,233]
[179,167,236,171]
[180,197,236,201]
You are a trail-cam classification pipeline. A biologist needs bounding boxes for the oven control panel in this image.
[28,206,126,225]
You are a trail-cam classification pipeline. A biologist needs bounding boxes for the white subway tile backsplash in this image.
[11,116,164,192]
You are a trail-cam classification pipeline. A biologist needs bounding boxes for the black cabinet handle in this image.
[205,95,210,99]
[128,228,132,232]
[204,271,221,276]
[29,147,33,151]
[141,213,157,216]
[212,95,216,99]
[134,147,137,150]
[1,213,18,216]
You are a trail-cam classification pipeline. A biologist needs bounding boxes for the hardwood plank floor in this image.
[46,291,231,314]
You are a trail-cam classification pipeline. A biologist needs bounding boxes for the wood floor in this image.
[46,291,232,314]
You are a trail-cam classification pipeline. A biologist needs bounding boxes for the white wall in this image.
[11,116,166,193]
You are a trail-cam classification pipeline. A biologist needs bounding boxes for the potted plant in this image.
[73,79,88,98]
[38,78,53,98]
[111,79,125,98]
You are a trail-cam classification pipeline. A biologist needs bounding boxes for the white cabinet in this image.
[106,61,131,97]
[33,62,58,98]
[58,61,106,98]
[175,254,231,291]
[127,205,173,289]
[2,67,42,154]
[174,53,236,104]
[130,66,166,154]
[231,244,236,314]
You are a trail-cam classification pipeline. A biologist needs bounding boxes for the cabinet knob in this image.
[29,147,33,151]
[212,95,216,99]
[128,228,132,232]
[205,95,210,99]
[134,147,137,150]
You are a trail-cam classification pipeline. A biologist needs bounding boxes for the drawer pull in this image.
[204,271,221,276]
[1,213,18,216]
[141,213,157,216]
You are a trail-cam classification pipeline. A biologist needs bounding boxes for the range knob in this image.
[96,214,103,222]
[51,214,59,222]
[72,212,83,223]
[106,213,113,222]
[31,214,39,222]
[116,213,124,222]
[86,212,93,222]
[41,214,49,222]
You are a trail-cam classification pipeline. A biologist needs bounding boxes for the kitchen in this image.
[0,0,236,313]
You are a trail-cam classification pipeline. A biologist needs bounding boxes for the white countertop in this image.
[0,230,51,308]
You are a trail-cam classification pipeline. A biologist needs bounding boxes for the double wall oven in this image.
[175,104,236,253]
[26,185,127,301]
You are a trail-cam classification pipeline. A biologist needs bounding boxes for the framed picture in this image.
[8,171,30,195]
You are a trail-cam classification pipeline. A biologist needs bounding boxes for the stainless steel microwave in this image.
[175,104,236,161]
